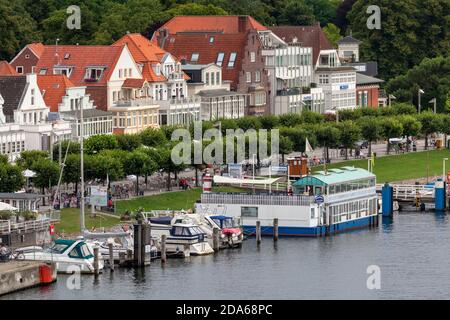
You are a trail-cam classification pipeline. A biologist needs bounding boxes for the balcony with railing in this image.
[201,193,314,207]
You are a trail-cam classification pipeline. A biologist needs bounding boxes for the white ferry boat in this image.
[196,167,379,237]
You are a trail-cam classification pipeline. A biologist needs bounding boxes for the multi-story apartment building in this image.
[113,33,200,126]
[153,15,271,116]
[37,75,114,139]
[25,44,160,134]
[0,74,72,160]
[182,63,247,120]
[271,24,357,112]
[259,29,325,114]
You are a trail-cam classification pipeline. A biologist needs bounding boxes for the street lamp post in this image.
[418,88,424,113]
[429,98,437,114]
[252,154,256,193]
[443,158,448,183]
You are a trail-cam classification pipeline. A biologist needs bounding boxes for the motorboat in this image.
[149,217,214,256]
[14,239,104,274]
[209,215,243,248]
[173,213,243,248]
[86,233,160,262]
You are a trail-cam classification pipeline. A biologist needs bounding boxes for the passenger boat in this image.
[196,167,380,237]
[149,217,214,256]
[15,239,104,274]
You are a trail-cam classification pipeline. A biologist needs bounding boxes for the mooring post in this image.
[93,246,100,276]
[133,220,143,267]
[108,242,114,271]
[273,218,279,241]
[119,251,125,267]
[161,234,167,263]
[381,183,394,216]
[183,244,190,258]
[435,179,446,211]
[213,227,220,252]
[256,221,261,245]
[126,249,133,261]
[142,223,151,266]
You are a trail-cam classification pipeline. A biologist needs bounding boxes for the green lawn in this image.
[314,149,450,183]
[115,186,243,214]
[56,208,121,234]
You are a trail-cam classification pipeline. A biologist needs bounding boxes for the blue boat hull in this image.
[243,215,379,237]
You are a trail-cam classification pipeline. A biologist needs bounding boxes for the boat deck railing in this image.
[201,193,315,206]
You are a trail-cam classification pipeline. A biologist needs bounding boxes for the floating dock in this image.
[0,261,56,296]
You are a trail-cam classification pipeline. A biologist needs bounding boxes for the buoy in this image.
[203,173,212,193]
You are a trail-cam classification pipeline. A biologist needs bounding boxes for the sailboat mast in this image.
[80,96,85,231]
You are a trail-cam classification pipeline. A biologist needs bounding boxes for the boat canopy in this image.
[149,216,173,225]
[209,215,232,221]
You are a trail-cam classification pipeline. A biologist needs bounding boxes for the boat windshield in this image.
[68,243,94,259]
[47,243,70,254]
[222,218,235,228]
[189,227,204,235]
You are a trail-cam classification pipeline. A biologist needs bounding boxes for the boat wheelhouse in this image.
[196,167,379,237]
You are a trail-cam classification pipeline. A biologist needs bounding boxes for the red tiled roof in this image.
[28,43,45,58]
[122,78,146,88]
[156,15,267,36]
[162,33,247,89]
[37,74,75,112]
[270,24,334,65]
[141,62,166,82]
[0,61,18,75]
[35,45,125,87]
[113,33,166,63]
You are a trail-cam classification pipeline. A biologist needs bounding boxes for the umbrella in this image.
[0,201,18,211]
[22,169,36,178]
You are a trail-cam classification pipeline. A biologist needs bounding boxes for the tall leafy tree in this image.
[278,0,316,26]
[0,164,25,193]
[358,117,382,156]
[31,158,60,205]
[0,1,42,60]
[337,120,361,159]
[380,118,403,154]
[417,111,443,150]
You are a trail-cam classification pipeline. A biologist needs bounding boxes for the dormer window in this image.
[85,67,104,82]
[64,53,71,60]
[209,37,214,44]
[54,67,73,77]
[39,68,47,75]
[155,64,161,76]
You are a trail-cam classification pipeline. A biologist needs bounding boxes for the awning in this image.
[0,201,18,211]
[22,169,36,178]
[213,175,281,185]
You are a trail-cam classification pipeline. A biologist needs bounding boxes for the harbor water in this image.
[3,210,450,300]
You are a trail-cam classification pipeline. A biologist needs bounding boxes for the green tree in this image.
[337,120,361,159]
[0,164,25,193]
[278,113,303,127]
[278,0,316,26]
[258,114,280,130]
[348,0,450,80]
[305,0,340,26]
[386,56,450,113]
[278,136,294,163]
[140,127,168,147]
[315,124,340,163]
[334,0,356,34]
[358,117,382,156]
[123,150,156,195]
[380,118,404,154]
[0,1,42,61]
[167,3,228,16]
[417,111,443,150]
[323,23,342,45]
[52,140,80,162]
[116,134,141,152]
[31,157,60,206]
[85,134,118,155]
[397,115,422,150]
[17,150,49,169]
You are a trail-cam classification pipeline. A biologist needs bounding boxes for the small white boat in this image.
[173,213,243,248]
[15,239,104,274]
[149,217,214,256]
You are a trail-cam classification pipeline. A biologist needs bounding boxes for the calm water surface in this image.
[3,211,450,300]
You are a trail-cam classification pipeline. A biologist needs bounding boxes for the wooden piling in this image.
[127,249,133,261]
[161,234,167,263]
[213,227,220,252]
[108,242,114,271]
[119,251,125,266]
[273,218,279,241]
[256,221,261,245]
[93,246,100,276]
[183,244,190,258]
